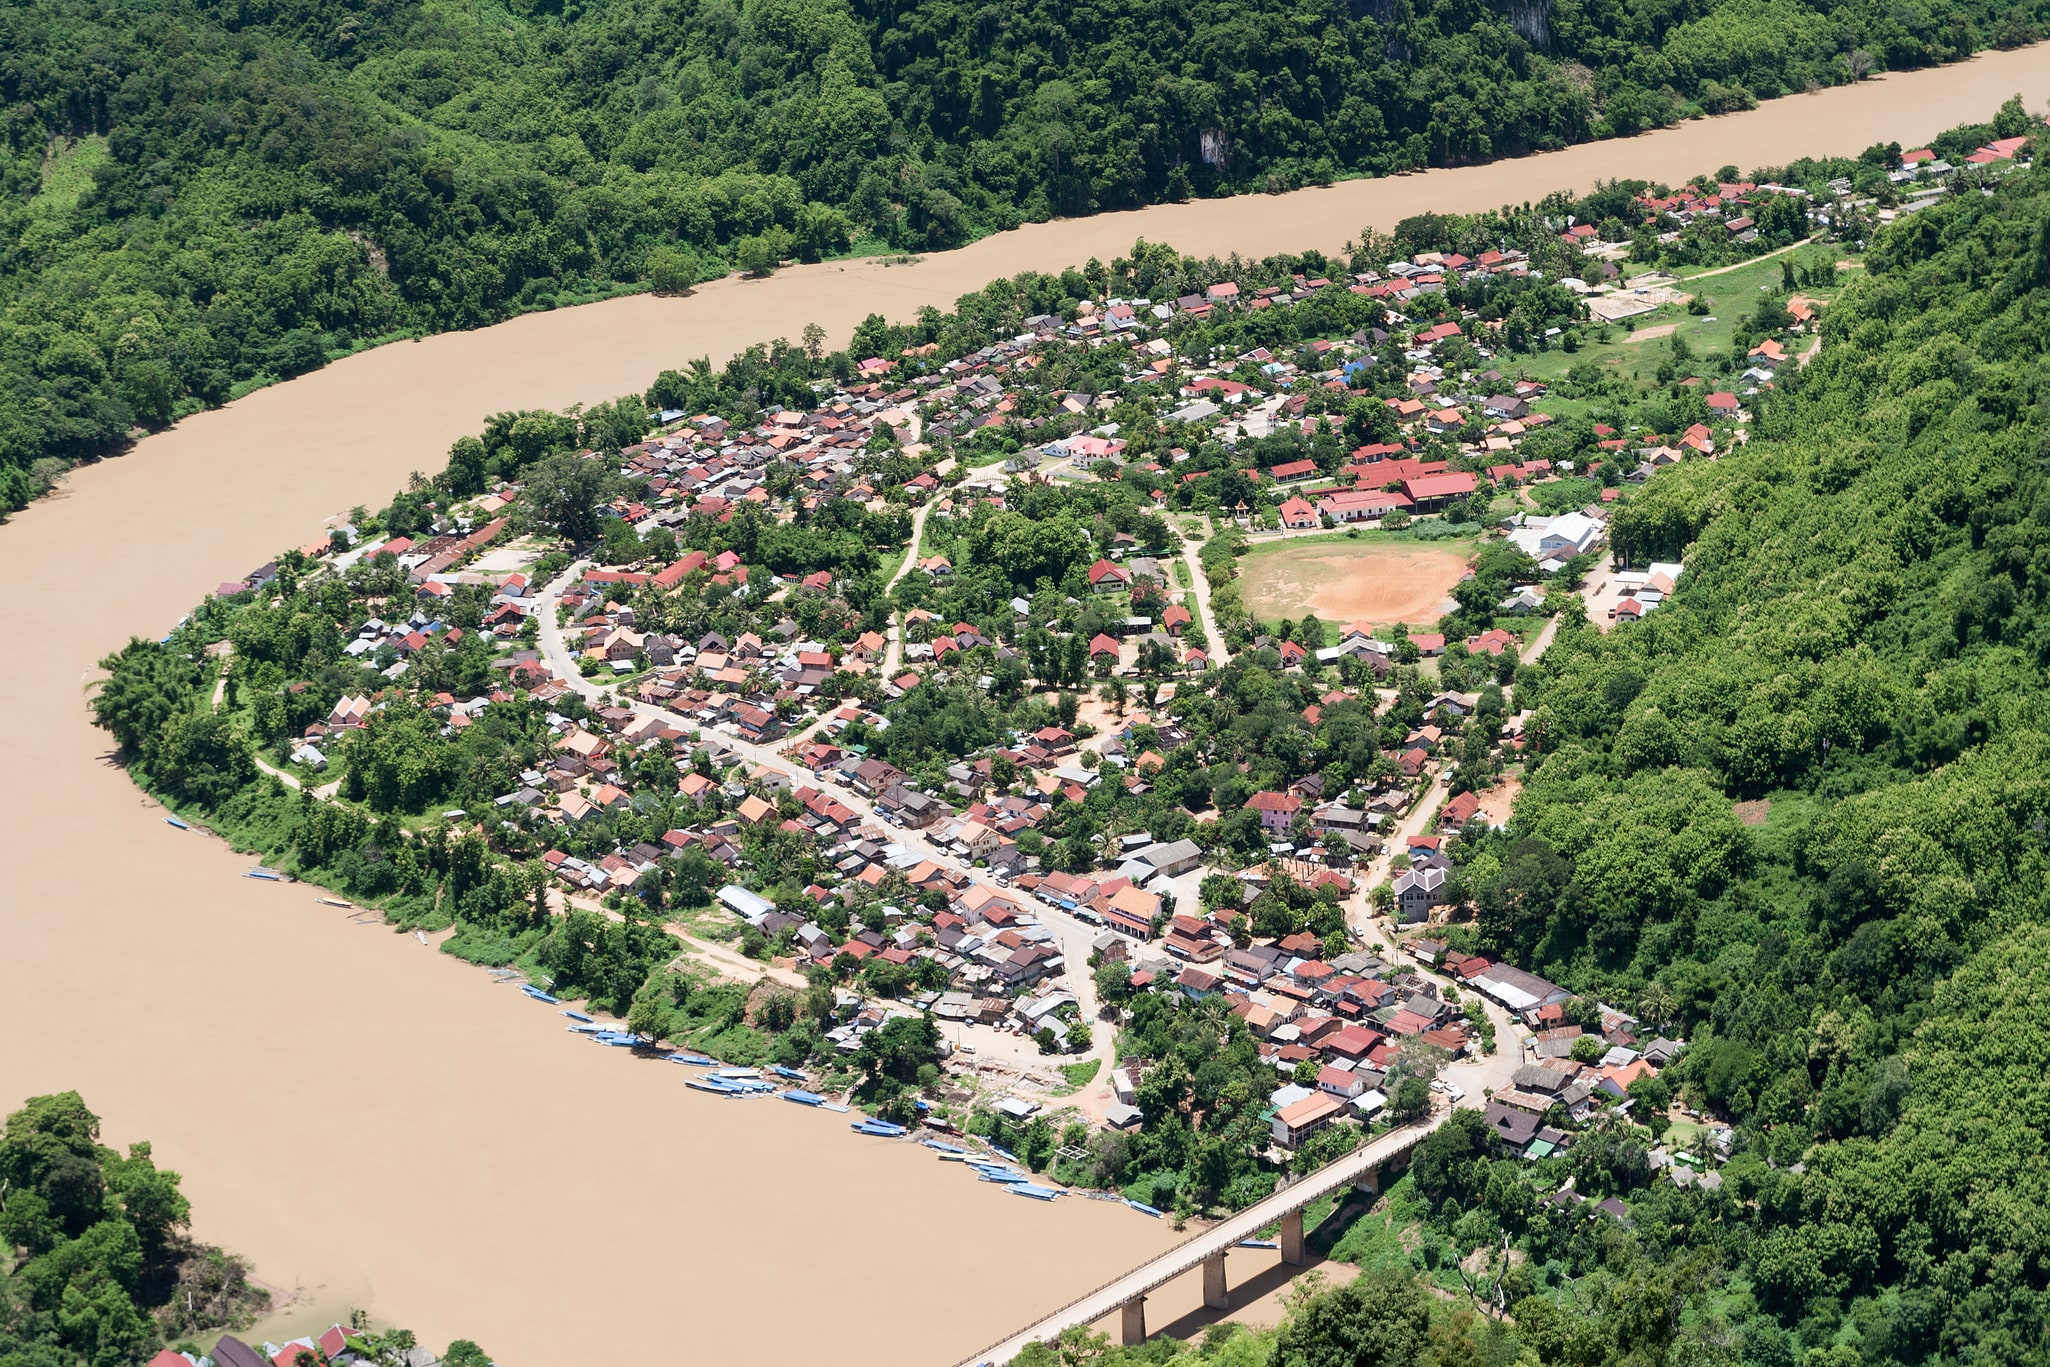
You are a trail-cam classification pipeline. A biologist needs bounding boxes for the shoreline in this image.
[1,59,2041,1366]
[14,41,2045,519]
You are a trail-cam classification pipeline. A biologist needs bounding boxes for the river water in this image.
[0,51,2040,1364]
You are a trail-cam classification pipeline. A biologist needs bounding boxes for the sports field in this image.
[1239,538,1470,627]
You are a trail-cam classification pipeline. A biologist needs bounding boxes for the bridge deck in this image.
[954,1114,1446,1366]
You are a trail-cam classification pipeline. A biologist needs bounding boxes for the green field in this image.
[1516,246,1850,392]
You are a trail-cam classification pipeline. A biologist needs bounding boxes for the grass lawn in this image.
[873,539,913,586]
[1512,247,1855,392]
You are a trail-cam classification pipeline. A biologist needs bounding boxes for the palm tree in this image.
[1637,981,1677,1030]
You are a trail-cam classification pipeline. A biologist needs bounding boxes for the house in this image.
[1279,495,1320,530]
[1318,488,1413,523]
[1248,790,1301,832]
[1485,1099,1543,1153]
[327,696,371,730]
[1706,391,1740,419]
[1439,790,1482,834]
[1272,1091,1346,1147]
[1392,866,1447,921]
[1401,472,1478,511]
[1508,511,1603,562]
[1126,838,1203,878]
[1469,963,1570,1017]
[1316,1065,1367,1100]
[1088,559,1132,593]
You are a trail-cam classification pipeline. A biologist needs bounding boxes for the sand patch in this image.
[1240,541,1470,627]
[1624,323,1679,342]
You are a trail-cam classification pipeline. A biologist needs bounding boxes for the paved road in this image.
[954,1117,1448,1366]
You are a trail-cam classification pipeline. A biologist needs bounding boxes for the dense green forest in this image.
[1017,164,2050,1363]
[2,0,2042,512]
[1441,164,2050,1361]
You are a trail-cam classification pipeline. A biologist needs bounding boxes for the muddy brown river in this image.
[0,50,2041,1363]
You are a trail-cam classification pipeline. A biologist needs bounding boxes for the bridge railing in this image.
[948,1118,1437,1367]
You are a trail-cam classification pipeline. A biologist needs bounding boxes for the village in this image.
[156,169,1905,1218]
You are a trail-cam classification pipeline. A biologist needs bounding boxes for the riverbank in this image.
[0,58,2040,1367]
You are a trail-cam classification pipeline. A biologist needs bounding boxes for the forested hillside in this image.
[0,0,2040,511]
[1454,164,2050,1357]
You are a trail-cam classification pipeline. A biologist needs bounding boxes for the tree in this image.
[736,228,793,277]
[646,247,698,294]
[523,452,615,544]
[1388,1076,1432,1120]
[626,995,667,1045]
[151,711,257,806]
[601,516,643,566]
[90,639,198,757]
[855,1014,941,1100]
[1094,958,1134,1007]
[1273,1268,1431,1367]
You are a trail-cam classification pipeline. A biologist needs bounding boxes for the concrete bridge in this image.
[953,1114,1447,1366]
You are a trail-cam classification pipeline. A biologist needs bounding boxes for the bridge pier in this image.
[1280,1209,1306,1267]
[1121,1297,1147,1346]
[1355,1164,1380,1196]
[1203,1251,1230,1310]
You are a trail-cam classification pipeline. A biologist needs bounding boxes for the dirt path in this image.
[1180,522,1232,666]
[1682,236,1816,281]
[881,498,936,676]
[1519,613,1562,665]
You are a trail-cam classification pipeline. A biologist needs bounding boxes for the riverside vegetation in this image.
[1,0,2044,512]
[84,123,2050,1365]
[0,1091,488,1367]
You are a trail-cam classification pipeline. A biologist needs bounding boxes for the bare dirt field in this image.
[1240,541,1471,627]
[1474,775,1523,827]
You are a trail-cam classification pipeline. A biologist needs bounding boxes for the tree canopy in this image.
[0,0,2030,512]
